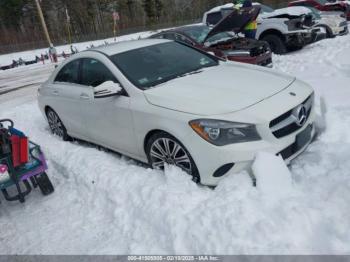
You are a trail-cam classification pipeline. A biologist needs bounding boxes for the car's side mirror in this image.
[94,81,123,98]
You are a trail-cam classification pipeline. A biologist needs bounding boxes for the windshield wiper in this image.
[177,69,203,78]
[147,69,204,88]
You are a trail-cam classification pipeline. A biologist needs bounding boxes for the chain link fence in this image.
[0,19,199,55]
[0,0,291,55]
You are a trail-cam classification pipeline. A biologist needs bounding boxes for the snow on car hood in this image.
[144,63,295,116]
[259,6,311,19]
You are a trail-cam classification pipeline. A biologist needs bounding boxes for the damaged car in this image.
[288,0,350,21]
[261,4,347,38]
[303,6,348,36]
[203,3,323,54]
[258,4,327,42]
[150,6,272,67]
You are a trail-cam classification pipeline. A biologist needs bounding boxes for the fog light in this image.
[213,163,235,178]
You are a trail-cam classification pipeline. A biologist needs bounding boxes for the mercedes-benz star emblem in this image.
[293,105,307,127]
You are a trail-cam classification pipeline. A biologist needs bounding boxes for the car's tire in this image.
[324,26,333,38]
[46,108,70,141]
[261,34,287,55]
[146,132,200,183]
[287,45,303,52]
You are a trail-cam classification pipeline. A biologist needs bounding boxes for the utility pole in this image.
[34,0,52,46]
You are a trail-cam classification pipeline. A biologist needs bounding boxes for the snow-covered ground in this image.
[0,32,350,255]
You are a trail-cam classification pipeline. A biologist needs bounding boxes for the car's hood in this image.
[260,6,311,19]
[144,63,296,116]
[204,6,261,42]
[319,13,344,23]
[320,10,345,16]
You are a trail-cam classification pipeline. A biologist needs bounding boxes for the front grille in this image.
[269,94,314,139]
[279,125,313,160]
[339,26,348,35]
[340,21,348,27]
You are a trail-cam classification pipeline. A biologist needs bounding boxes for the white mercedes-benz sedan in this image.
[38,39,315,186]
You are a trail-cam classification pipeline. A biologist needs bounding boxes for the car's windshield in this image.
[110,42,219,89]
[181,26,234,44]
[260,4,275,13]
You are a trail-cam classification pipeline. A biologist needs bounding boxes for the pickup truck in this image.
[203,3,324,54]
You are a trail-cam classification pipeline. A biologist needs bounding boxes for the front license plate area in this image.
[296,125,312,149]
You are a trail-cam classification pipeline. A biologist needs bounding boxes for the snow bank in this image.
[253,152,293,202]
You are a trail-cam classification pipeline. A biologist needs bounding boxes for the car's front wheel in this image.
[146,132,200,183]
[46,108,70,141]
[261,34,287,55]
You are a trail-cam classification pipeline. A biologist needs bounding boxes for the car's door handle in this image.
[80,93,90,100]
[52,90,59,96]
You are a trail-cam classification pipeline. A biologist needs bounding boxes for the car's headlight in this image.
[189,119,261,146]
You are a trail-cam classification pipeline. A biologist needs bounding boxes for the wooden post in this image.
[34,0,52,45]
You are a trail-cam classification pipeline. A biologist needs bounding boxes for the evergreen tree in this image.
[142,0,156,25]
[0,0,25,29]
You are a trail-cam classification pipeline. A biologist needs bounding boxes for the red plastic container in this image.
[10,135,29,167]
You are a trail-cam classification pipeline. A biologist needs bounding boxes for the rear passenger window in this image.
[80,58,118,87]
[55,60,80,84]
[206,12,223,25]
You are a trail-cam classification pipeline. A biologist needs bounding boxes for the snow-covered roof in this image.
[205,2,311,18]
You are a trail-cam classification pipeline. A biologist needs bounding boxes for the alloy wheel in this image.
[149,137,192,174]
[47,110,64,138]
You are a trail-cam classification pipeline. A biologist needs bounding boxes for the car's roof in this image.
[90,39,171,56]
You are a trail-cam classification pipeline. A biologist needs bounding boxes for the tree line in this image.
[0,0,287,53]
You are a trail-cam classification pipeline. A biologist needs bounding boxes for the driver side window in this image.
[81,58,118,87]
[55,60,80,84]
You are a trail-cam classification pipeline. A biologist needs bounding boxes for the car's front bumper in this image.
[285,31,313,47]
[227,51,273,68]
[188,120,315,186]
[184,84,315,186]
[337,23,349,36]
